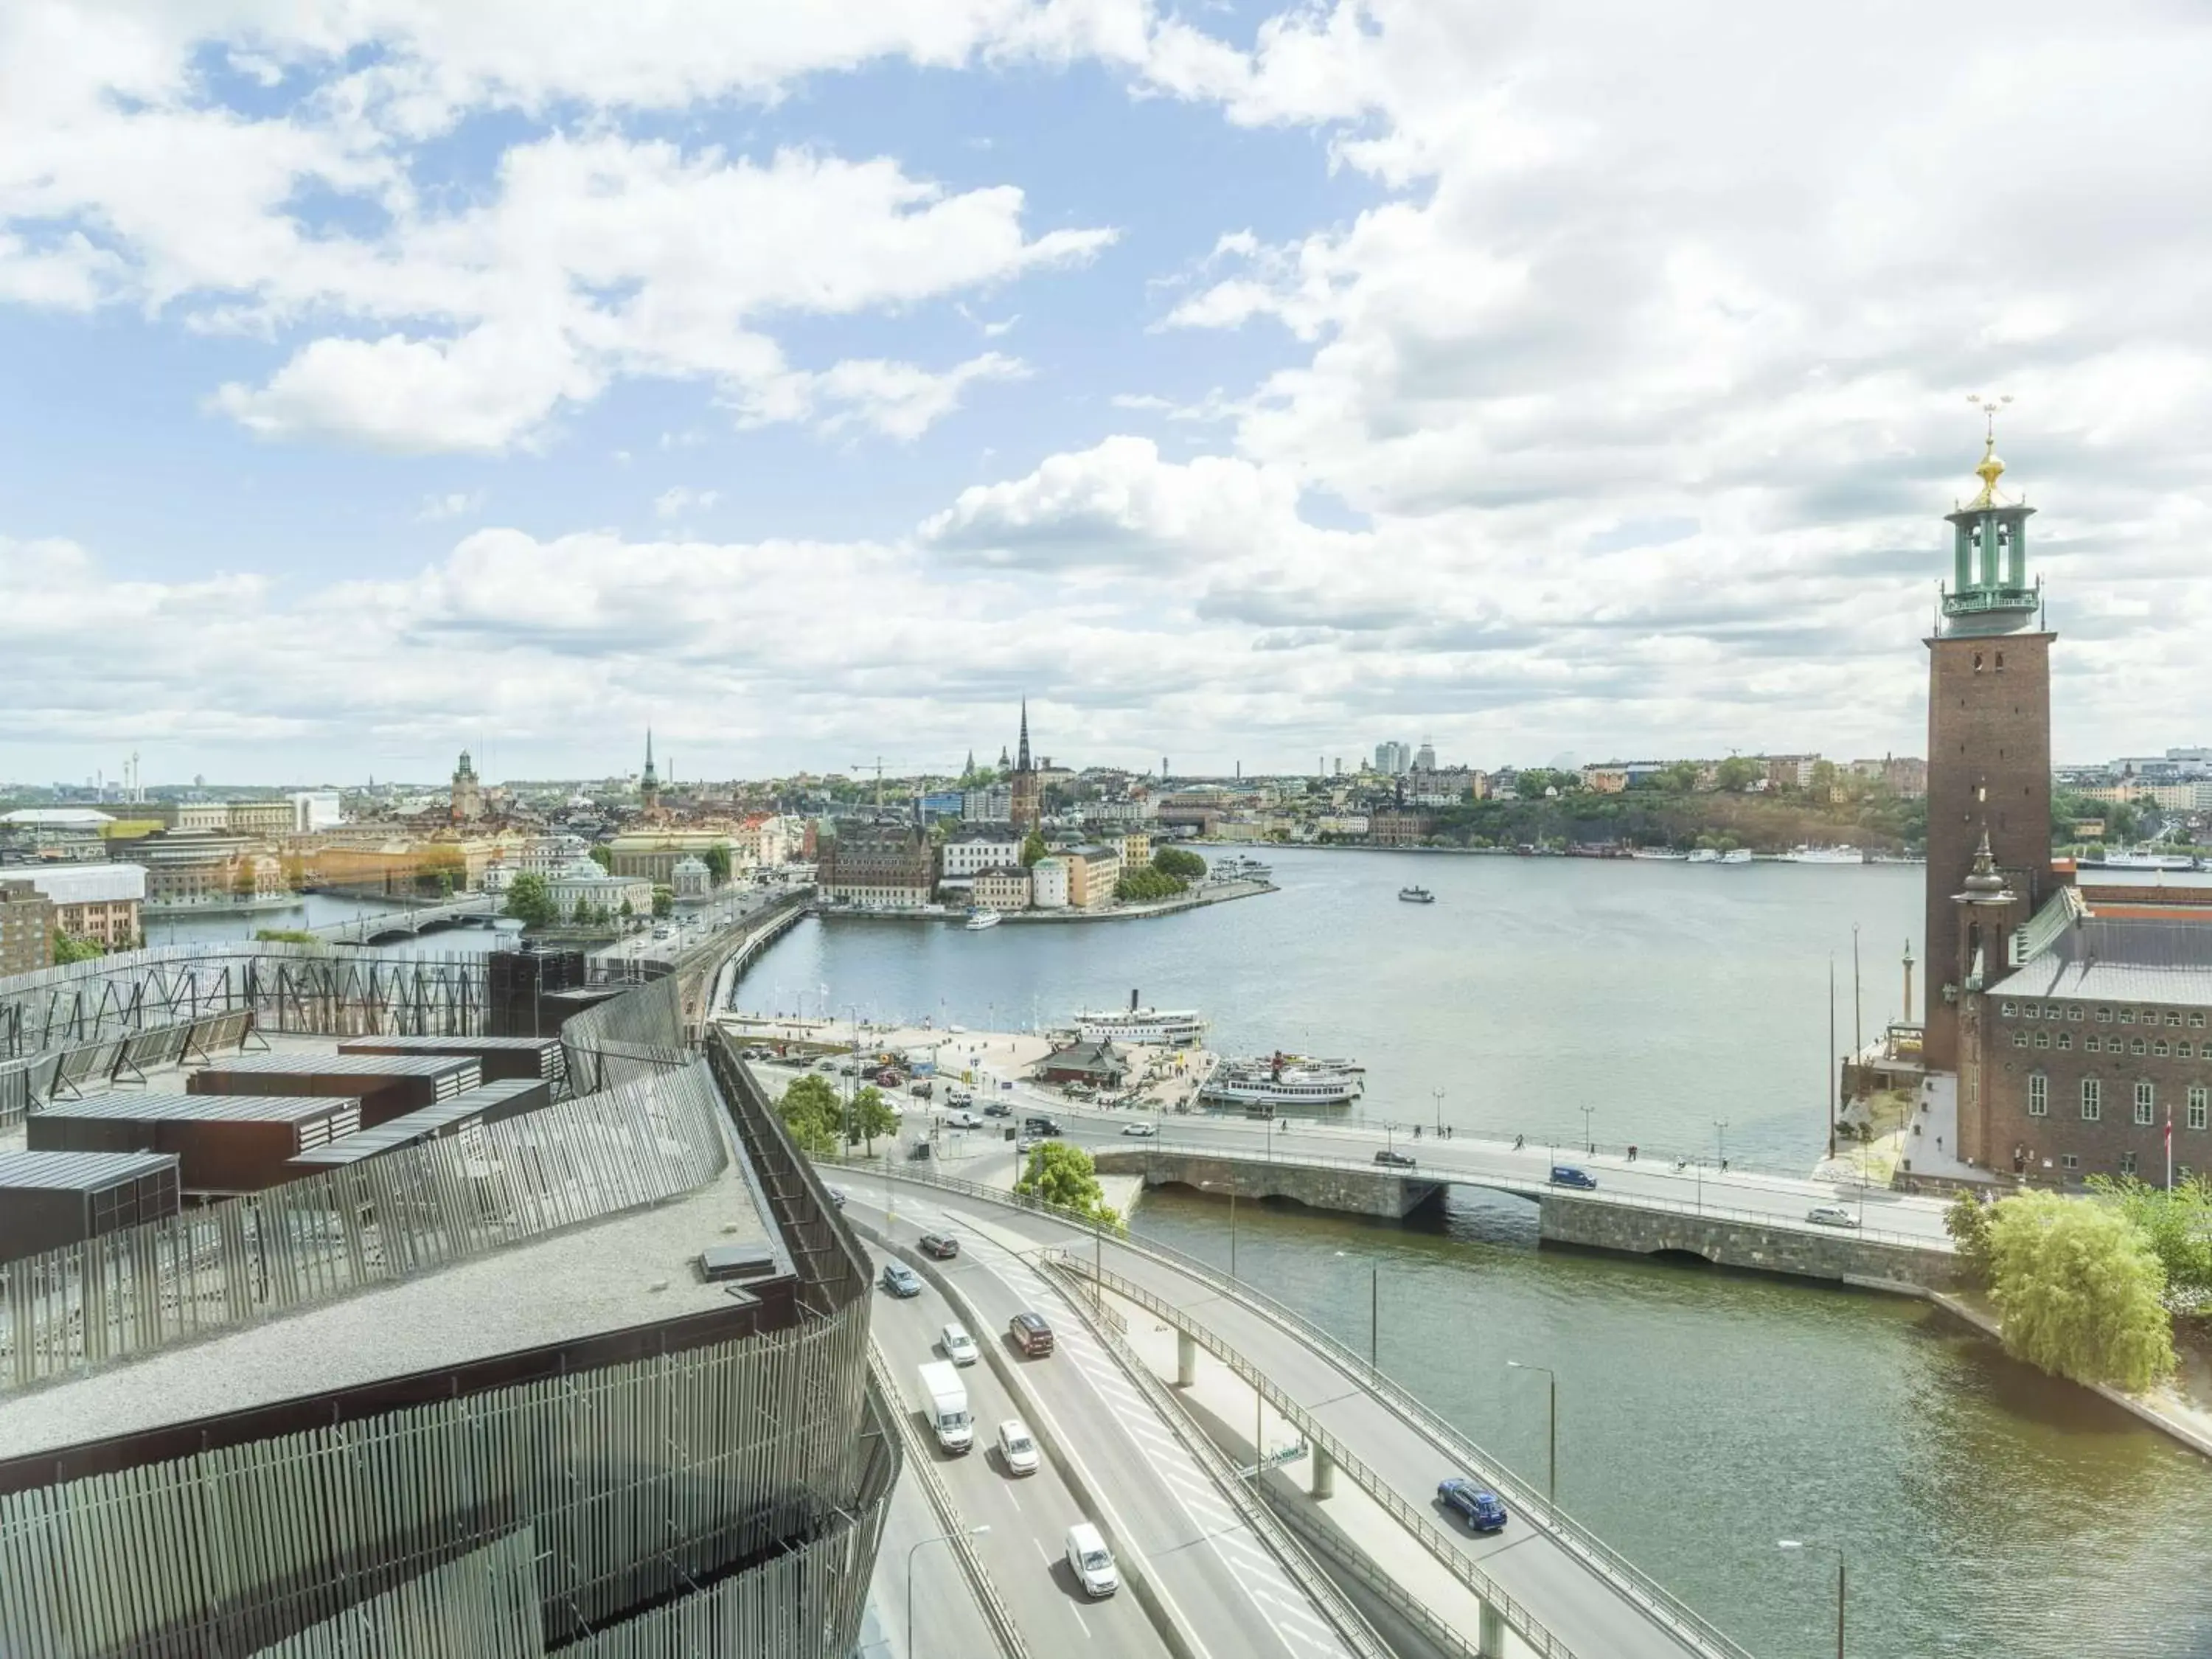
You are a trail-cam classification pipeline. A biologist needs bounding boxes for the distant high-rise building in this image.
[1374,741,1412,776]
[1415,741,1437,771]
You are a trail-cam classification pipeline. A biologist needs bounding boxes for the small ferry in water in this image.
[1782,844,1865,864]
[1201,1051,1364,1107]
[1210,855,1274,883]
[964,908,1003,931]
[1719,848,1754,865]
[1074,991,1207,1047]
[1398,886,1436,903]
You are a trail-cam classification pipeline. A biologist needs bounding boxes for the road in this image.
[591,882,791,964]
[858,1169,1748,1659]
[854,1186,1363,1659]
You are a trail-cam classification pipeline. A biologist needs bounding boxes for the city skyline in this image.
[4,4,2211,781]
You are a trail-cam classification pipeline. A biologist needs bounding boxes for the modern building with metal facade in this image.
[0,940,894,1658]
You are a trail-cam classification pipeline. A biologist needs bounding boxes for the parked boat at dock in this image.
[964,908,1002,931]
[1200,1051,1365,1107]
[1074,991,1207,1047]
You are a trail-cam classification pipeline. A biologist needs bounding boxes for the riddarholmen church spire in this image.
[1017,699,1032,771]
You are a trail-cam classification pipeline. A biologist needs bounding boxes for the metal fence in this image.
[0,1060,731,1388]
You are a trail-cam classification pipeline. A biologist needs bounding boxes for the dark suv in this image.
[1008,1311,1055,1357]
[1374,1149,1417,1169]
[1438,1475,1508,1532]
[919,1232,959,1259]
[1548,1165,1598,1189]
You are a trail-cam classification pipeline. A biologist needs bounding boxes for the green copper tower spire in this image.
[1941,395,2039,637]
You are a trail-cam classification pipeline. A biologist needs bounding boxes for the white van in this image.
[1065,1522,1119,1598]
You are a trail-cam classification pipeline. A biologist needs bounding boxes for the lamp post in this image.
[1203,1179,1238,1279]
[910,1526,990,1655]
[1337,1251,1379,1373]
[1432,1088,1446,1135]
[1777,1539,1844,1659]
[1506,1360,1557,1507]
[1579,1104,1595,1155]
[1713,1119,1728,1171]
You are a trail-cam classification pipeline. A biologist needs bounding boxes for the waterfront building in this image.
[140,832,285,910]
[1369,810,1435,846]
[1113,831,1152,869]
[544,858,655,921]
[10,862,145,949]
[941,833,1025,881]
[818,821,934,907]
[1030,855,1071,909]
[972,867,1032,911]
[1062,844,1122,908]
[1034,1038,1131,1088]
[1009,700,1043,832]
[609,828,735,884]
[450,750,485,822]
[0,880,55,975]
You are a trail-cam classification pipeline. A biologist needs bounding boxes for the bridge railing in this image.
[1108,1138,1948,1251]
[818,1154,1757,1659]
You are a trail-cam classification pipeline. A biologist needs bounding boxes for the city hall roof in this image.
[1990,917,2212,1009]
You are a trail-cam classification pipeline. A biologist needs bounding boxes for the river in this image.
[745,846,2212,1658]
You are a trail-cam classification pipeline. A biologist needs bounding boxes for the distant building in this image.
[1062,845,1122,908]
[1034,1039,1130,1088]
[288,790,344,832]
[544,859,653,922]
[1581,767,1630,794]
[13,863,145,950]
[522,834,593,877]
[941,835,1025,881]
[1,879,55,975]
[1761,754,1821,791]
[178,800,295,838]
[1369,811,1434,846]
[450,751,485,823]
[962,786,1012,823]
[670,855,712,900]
[1030,856,1071,910]
[1316,814,1371,838]
[608,830,734,885]
[639,730,661,818]
[1414,742,1437,771]
[1113,832,1151,869]
[139,833,284,910]
[1374,740,1412,776]
[819,821,934,907]
[0,807,113,860]
[972,867,1032,911]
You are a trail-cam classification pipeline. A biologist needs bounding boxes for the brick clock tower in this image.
[1922,421,2053,1088]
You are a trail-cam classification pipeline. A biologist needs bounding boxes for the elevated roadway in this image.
[841,1163,1757,1659]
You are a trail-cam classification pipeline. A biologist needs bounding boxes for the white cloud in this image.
[417,490,487,521]
[654,486,721,520]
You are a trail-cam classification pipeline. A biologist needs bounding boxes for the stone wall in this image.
[1536,1191,1959,1292]
[1091,1148,1443,1220]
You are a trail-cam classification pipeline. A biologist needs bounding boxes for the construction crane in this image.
[848,759,967,812]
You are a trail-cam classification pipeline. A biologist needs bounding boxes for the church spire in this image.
[1017,699,1032,772]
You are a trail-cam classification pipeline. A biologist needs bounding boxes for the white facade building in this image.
[287,790,344,831]
[941,837,1024,879]
[671,855,712,899]
[523,834,592,877]
[1030,857,1071,910]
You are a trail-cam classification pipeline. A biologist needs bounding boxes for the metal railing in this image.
[866,1347,1030,1659]
[1253,1478,1486,1659]
[1042,1255,1395,1659]
[1103,1138,1950,1252]
[827,1155,1759,1659]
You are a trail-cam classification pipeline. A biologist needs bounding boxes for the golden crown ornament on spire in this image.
[1965,393,2012,509]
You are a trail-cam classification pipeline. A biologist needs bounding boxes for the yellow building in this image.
[1062,845,1122,909]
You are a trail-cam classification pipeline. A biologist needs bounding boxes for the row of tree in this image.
[777,1074,900,1156]
[501,872,675,928]
[1947,1177,2212,1391]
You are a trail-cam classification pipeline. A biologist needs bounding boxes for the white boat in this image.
[1783,845,1864,864]
[1686,849,1721,864]
[1718,848,1754,865]
[1074,997,1207,1046]
[1201,1054,1364,1107]
[1630,848,1688,860]
[964,909,1002,931]
[1211,855,1274,883]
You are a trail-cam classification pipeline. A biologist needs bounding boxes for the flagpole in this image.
[2167,1106,2174,1193]
[1827,954,1837,1161]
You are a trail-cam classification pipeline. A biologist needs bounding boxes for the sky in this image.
[3,1,2209,787]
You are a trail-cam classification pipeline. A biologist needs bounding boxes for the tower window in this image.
[2081,1079,2102,1121]
[2136,1081,2156,1125]
[2028,1074,2048,1116]
[2121,1151,2138,1178]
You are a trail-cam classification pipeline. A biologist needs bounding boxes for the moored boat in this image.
[1399,886,1436,903]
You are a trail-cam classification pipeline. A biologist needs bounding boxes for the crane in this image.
[847,759,968,812]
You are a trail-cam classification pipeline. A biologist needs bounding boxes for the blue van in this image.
[1548,1165,1598,1189]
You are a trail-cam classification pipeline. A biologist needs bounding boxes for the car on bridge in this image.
[1548,1165,1599,1189]
[1805,1203,1860,1228]
[880,1262,922,1298]
[1437,1475,1509,1533]
[1007,1310,1055,1357]
[1121,1121,1157,1137]
[1374,1149,1417,1169]
[919,1231,959,1259]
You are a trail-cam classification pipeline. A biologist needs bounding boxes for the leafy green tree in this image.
[652,885,675,919]
[778,1074,844,1158]
[51,931,105,964]
[251,928,319,946]
[2086,1175,2212,1298]
[587,844,613,872]
[1658,760,1700,793]
[1986,1191,2174,1390]
[503,872,557,928]
[703,843,732,886]
[849,1083,900,1154]
[1020,831,1048,867]
[1944,1190,1995,1287]
[1116,868,1186,902]
[1714,756,1762,793]
[1015,1141,1122,1228]
[1152,846,1206,881]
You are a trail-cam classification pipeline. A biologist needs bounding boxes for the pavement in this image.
[853,1183,1363,1659]
[858,1168,1744,1659]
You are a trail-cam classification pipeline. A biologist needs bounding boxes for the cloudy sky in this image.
[3,1,2207,787]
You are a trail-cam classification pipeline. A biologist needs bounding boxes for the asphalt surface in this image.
[855,1186,1362,1659]
[860,1170,1739,1659]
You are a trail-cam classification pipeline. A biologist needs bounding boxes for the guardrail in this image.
[1042,1253,1396,1659]
[1105,1138,1949,1252]
[1046,1253,1579,1659]
[1253,1476,1486,1659]
[824,1155,1758,1659]
[866,1347,1031,1659]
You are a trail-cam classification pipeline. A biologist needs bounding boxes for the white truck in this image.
[917,1360,973,1453]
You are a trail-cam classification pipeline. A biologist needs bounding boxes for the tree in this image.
[619,898,634,920]
[703,843,732,886]
[777,1074,844,1158]
[652,885,675,919]
[587,844,613,872]
[1986,1191,2174,1390]
[503,872,557,928]
[1944,1190,1995,1287]
[51,931,104,965]
[2086,1175,2212,1300]
[850,1084,900,1155]
[1020,831,1048,867]
[1714,756,1762,793]
[1658,760,1700,793]
[1152,846,1206,881]
[1014,1141,1122,1229]
[1116,867,1186,903]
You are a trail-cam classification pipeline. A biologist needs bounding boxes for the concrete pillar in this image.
[1478,1601,1506,1659]
[1309,1444,1335,1499]
[1176,1329,1197,1388]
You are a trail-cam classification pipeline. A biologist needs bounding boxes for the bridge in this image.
[305,893,499,944]
[828,1156,1759,1659]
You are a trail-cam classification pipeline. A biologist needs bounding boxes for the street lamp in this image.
[1506,1360,1557,1507]
[1201,1179,1238,1279]
[910,1526,990,1655]
[1338,1251,1379,1373]
[1713,1119,1729,1172]
[1777,1540,1845,1659]
[1431,1088,1445,1135]
[1579,1104,1595,1155]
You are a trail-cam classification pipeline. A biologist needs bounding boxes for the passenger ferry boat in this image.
[1210,855,1274,883]
[1074,992,1207,1047]
[1398,886,1436,903]
[1782,844,1865,864]
[1630,847,1688,860]
[1200,1052,1364,1107]
[1718,848,1754,865]
[964,908,1003,931]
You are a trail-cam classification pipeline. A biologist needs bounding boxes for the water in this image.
[748,847,2212,1658]
[144,892,513,959]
